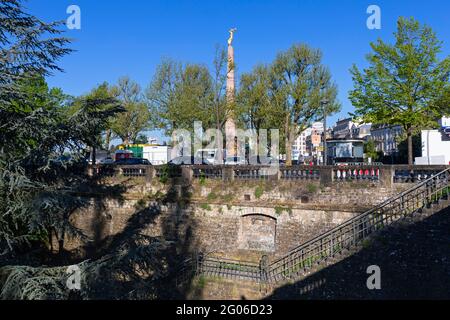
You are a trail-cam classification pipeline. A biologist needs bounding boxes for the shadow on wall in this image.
[74,174,199,300]
[266,206,450,300]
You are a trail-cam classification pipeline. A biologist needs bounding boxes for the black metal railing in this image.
[267,167,450,283]
[193,166,223,179]
[154,165,182,179]
[198,257,262,281]
[176,168,450,284]
[234,166,278,180]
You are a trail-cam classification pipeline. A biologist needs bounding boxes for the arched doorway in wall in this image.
[238,214,277,252]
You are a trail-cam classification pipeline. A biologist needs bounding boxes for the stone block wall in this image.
[65,178,411,261]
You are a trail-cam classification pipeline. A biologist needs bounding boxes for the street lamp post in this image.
[321,99,329,166]
[323,114,327,165]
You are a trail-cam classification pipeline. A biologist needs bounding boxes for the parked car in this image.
[224,156,247,166]
[114,158,151,165]
[168,156,209,165]
[248,155,276,166]
[194,149,224,165]
[99,157,115,165]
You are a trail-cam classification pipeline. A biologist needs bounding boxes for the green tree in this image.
[237,64,284,154]
[146,57,226,136]
[1,76,123,254]
[134,134,149,144]
[237,64,280,131]
[349,17,450,165]
[364,140,382,162]
[110,77,151,145]
[68,82,120,162]
[0,0,124,255]
[437,86,450,115]
[0,0,72,107]
[397,133,422,164]
[238,44,340,164]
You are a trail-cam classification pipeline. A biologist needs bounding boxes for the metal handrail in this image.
[176,167,450,284]
[268,167,450,274]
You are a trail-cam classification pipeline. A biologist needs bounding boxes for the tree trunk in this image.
[56,228,65,256]
[285,114,292,166]
[105,129,112,152]
[407,127,413,166]
[49,229,54,253]
[91,146,96,165]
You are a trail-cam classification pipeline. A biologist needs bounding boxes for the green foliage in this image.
[134,134,149,144]
[237,65,282,135]
[237,44,340,162]
[198,172,207,186]
[274,206,292,216]
[134,199,147,211]
[195,276,206,289]
[200,203,212,211]
[0,1,124,254]
[206,192,217,201]
[362,239,372,249]
[223,194,234,203]
[157,164,180,184]
[396,133,422,164]
[0,235,172,299]
[306,183,318,194]
[147,54,228,135]
[364,140,382,162]
[0,0,72,108]
[254,186,264,199]
[110,77,151,145]
[68,82,124,153]
[349,17,450,164]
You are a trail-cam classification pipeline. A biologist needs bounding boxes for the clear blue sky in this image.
[28,0,450,142]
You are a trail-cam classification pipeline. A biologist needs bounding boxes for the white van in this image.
[194,149,224,165]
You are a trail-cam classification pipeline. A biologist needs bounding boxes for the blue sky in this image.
[28,0,450,142]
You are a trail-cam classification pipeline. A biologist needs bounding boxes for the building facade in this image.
[415,117,450,165]
[370,124,403,156]
[292,127,312,159]
[291,122,324,161]
[332,118,356,139]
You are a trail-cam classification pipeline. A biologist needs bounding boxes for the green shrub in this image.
[199,172,206,186]
[275,206,292,216]
[200,203,212,211]
[196,276,206,289]
[223,194,234,202]
[134,199,147,210]
[254,186,264,199]
[158,164,169,184]
[306,183,318,193]
[207,192,217,201]
[362,239,372,248]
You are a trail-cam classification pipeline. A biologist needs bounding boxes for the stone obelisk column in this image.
[225,28,237,157]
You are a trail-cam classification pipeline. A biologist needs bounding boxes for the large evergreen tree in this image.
[0,0,123,255]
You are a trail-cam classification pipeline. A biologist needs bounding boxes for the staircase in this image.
[178,168,450,285]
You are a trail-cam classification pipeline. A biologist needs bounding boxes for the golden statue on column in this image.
[225,28,237,157]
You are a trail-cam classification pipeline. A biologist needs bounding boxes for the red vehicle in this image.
[114,149,133,161]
